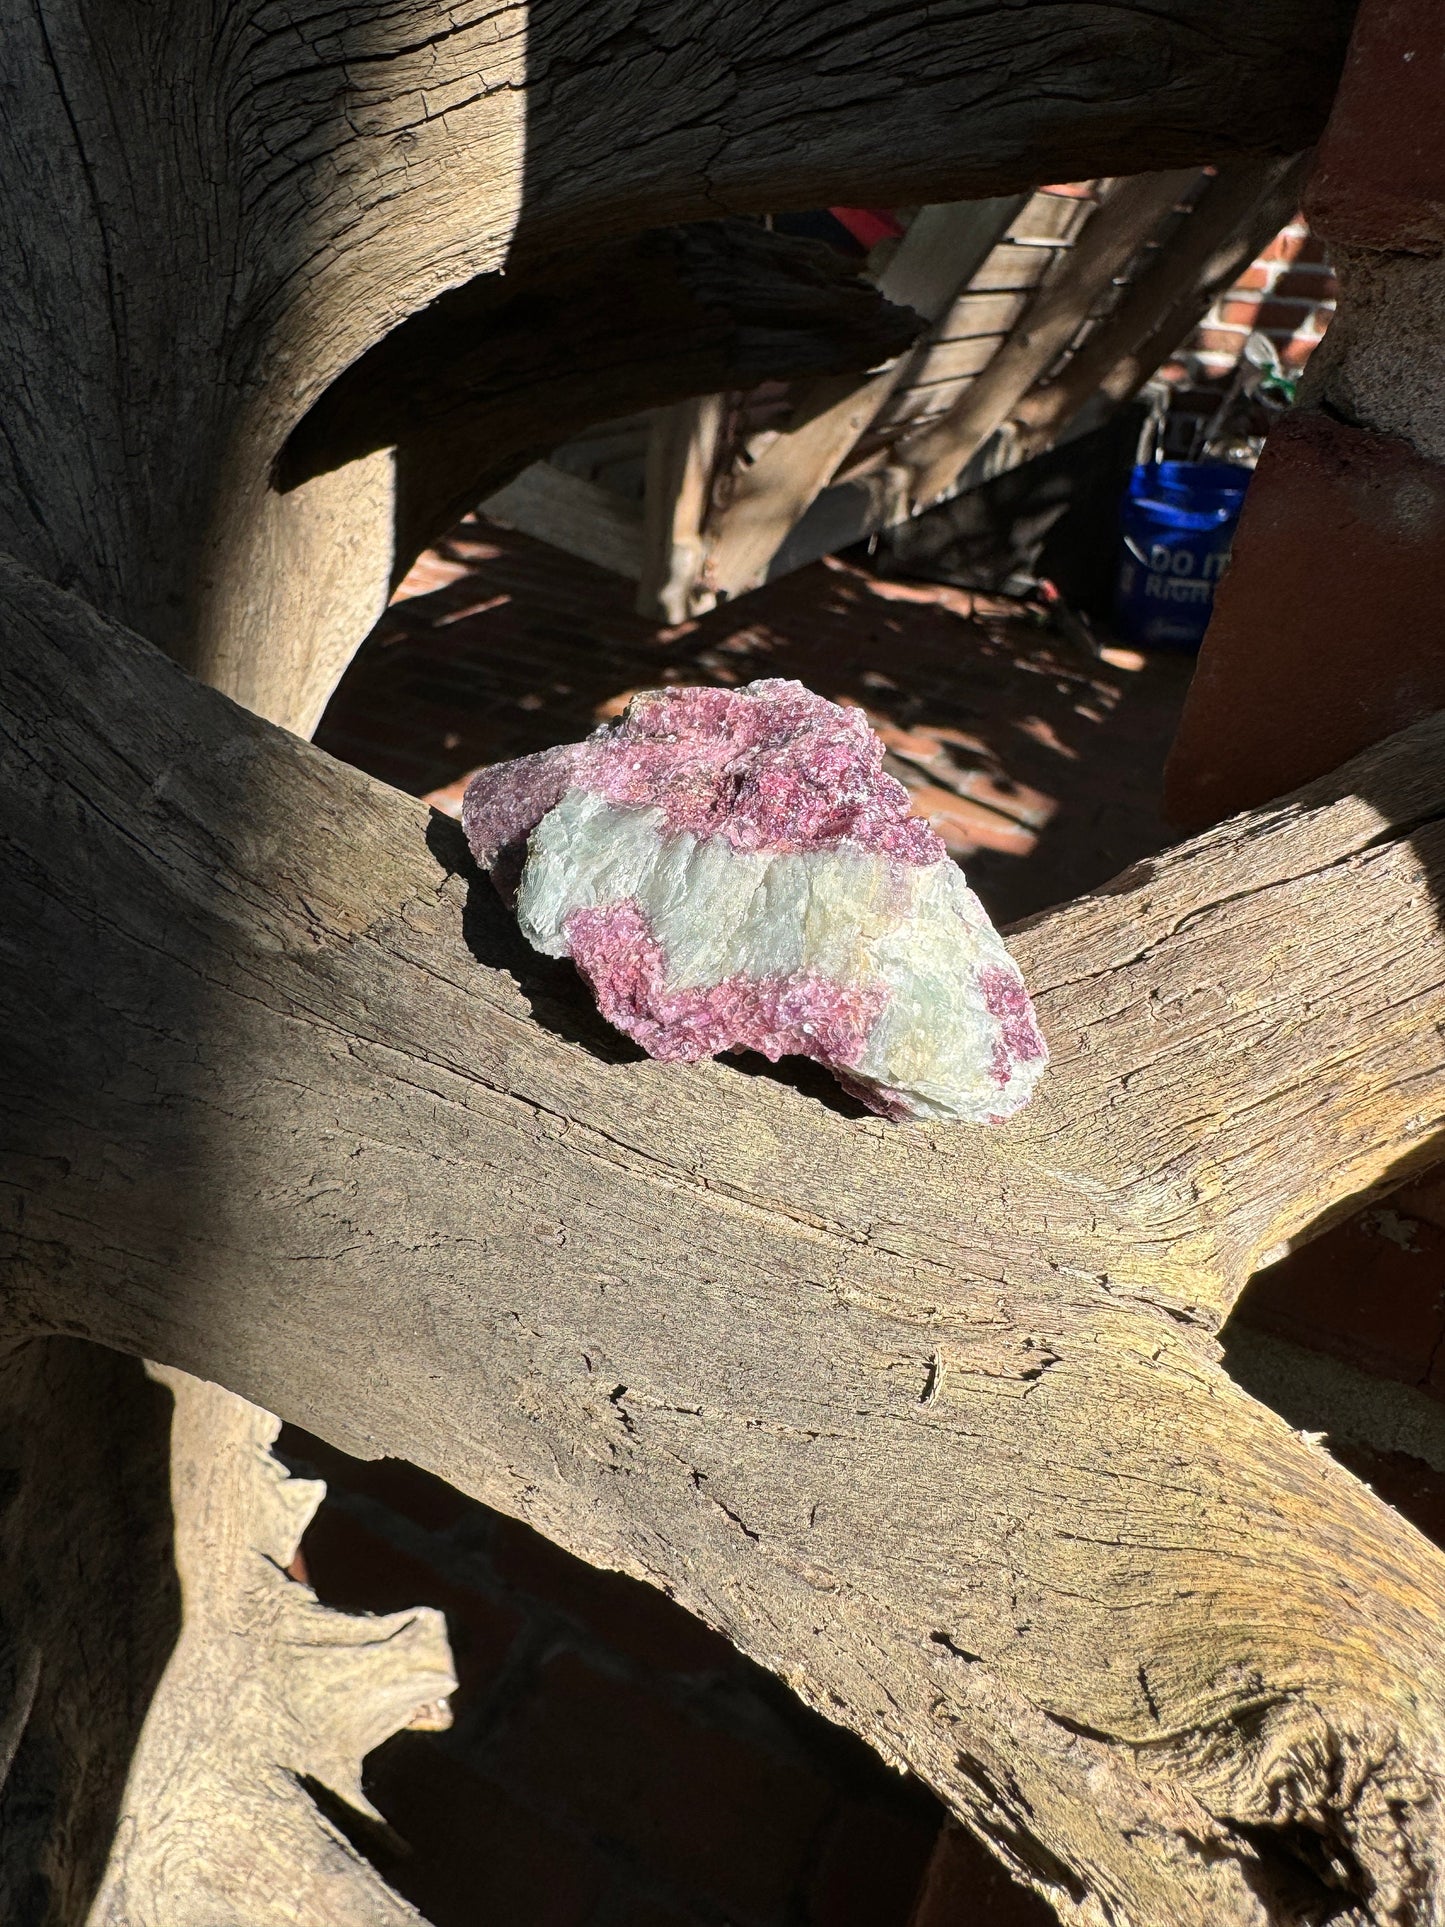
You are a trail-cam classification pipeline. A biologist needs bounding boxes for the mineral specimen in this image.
[463,680,1047,1123]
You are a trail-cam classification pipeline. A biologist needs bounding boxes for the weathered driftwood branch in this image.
[90,1370,454,1925]
[278,219,925,596]
[4,555,1444,1924]
[0,1343,454,1923]
[2,0,1356,735]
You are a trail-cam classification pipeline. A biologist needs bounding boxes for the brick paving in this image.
[316,515,1197,930]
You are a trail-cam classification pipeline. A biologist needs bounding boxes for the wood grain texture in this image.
[0,1342,182,1923]
[901,172,1203,507]
[484,461,647,580]
[89,1371,455,1926]
[4,555,1444,1924]
[0,1345,454,1925]
[0,0,1356,735]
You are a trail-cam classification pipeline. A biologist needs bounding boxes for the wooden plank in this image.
[903,334,1010,386]
[549,416,654,488]
[900,170,1205,509]
[862,191,1094,449]
[1009,157,1311,461]
[482,461,645,579]
[697,198,1027,601]
[966,244,1084,292]
[931,290,1035,336]
[1001,189,1099,245]
[635,397,724,621]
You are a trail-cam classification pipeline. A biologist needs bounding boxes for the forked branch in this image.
[2,557,1444,1922]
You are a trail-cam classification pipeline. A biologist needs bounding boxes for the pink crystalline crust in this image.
[583,681,940,861]
[565,901,889,1090]
[979,965,1048,1086]
[462,742,583,899]
[461,681,942,878]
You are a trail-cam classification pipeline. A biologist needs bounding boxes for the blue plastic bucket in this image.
[1114,460,1252,650]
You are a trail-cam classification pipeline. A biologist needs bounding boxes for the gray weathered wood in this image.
[697,199,1026,601]
[0,3,1395,1917]
[901,171,1204,507]
[636,397,725,621]
[283,217,925,639]
[484,462,646,579]
[0,1342,454,1925]
[4,554,1444,1925]
[0,0,1354,734]
[90,1370,454,1927]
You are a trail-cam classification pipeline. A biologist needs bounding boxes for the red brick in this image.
[1250,296,1334,334]
[491,1514,737,1677]
[1307,0,1445,253]
[1215,296,1264,330]
[908,1822,1059,1927]
[362,1733,608,1927]
[493,1650,833,1918]
[1189,326,1249,360]
[1164,406,1445,825]
[300,1506,520,1700]
[1278,231,1333,271]
[808,1797,938,1927]
[1272,266,1339,304]
[1278,334,1319,370]
[1232,264,1272,294]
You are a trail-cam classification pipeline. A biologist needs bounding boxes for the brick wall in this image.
[1166,213,1337,384]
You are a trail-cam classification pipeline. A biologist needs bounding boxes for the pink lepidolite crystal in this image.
[463,680,1046,1122]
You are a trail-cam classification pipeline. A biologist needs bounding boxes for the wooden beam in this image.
[482,461,646,581]
[900,172,1206,509]
[697,200,1026,602]
[635,397,725,621]
[1008,157,1312,461]
[5,555,1445,1923]
[873,187,1103,447]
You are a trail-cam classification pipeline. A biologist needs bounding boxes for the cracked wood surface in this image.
[2,0,1355,736]
[4,555,1445,1923]
[0,1338,456,1925]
